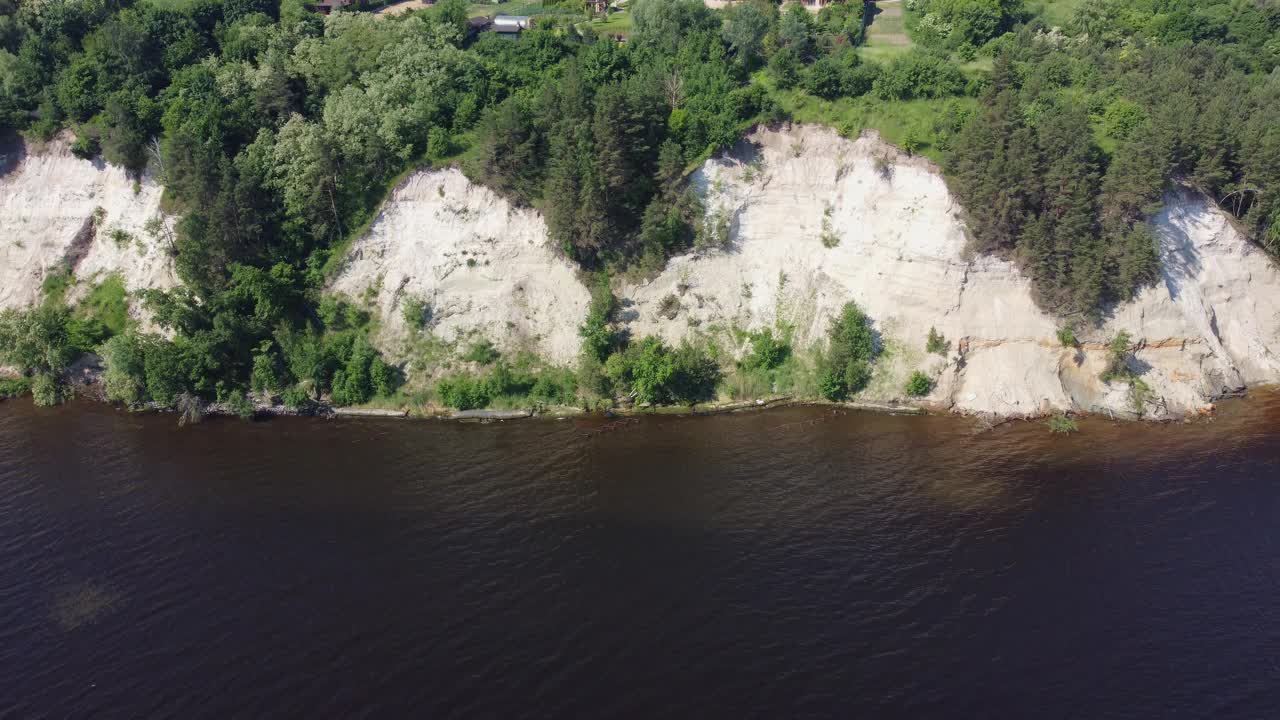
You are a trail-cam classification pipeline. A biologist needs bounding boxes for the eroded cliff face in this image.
[0,135,176,314]
[6,127,1276,418]
[619,125,1280,418]
[330,168,591,366]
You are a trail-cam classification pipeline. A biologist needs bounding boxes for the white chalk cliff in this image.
[0,134,176,314]
[622,125,1280,418]
[331,168,591,366]
[6,125,1279,418]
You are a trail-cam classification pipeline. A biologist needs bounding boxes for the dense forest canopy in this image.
[0,0,1278,409]
[948,0,1280,312]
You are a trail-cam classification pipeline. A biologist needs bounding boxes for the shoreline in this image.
[8,364,1269,426]
[7,382,1261,427]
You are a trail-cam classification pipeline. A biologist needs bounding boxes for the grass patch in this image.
[79,274,130,336]
[41,266,74,305]
[1047,414,1079,434]
[856,44,914,64]
[586,9,631,35]
[759,71,977,164]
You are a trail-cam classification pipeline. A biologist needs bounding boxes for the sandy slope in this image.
[330,168,590,366]
[0,134,176,314]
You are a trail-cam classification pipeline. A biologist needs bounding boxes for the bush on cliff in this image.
[817,301,878,401]
[604,337,721,406]
[904,371,934,397]
[436,357,578,410]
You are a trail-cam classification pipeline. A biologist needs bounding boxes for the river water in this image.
[2,396,1279,718]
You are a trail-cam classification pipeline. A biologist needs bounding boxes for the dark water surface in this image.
[2,396,1280,719]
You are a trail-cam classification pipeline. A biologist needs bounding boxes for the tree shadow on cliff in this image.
[0,130,25,179]
[1151,210,1201,301]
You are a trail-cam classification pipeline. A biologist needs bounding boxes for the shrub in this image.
[66,316,111,355]
[1101,331,1133,382]
[1130,377,1153,417]
[1047,414,1079,434]
[144,339,187,406]
[579,272,617,362]
[904,370,934,397]
[436,374,491,410]
[320,296,372,332]
[251,343,283,393]
[0,305,78,376]
[70,133,100,159]
[743,328,789,370]
[462,340,501,365]
[803,56,847,100]
[696,208,731,250]
[1057,327,1078,347]
[31,373,63,407]
[658,293,681,319]
[820,215,840,248]
[605,337,720,405]
[844,64,880,98]
[926,326,948,354]
[400,295,431,331]
[529,368,577,406]
[872,50,966,101]
[330,338,397,406]
[1102,99,1146,141]
[0,377,32,399]
[110,228,133,248]
[99,333,147,405]
[282,383,314,410]
[817,363,844,401]
[219,387,255,418]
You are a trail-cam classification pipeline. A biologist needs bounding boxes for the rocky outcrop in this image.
[330,168,591,366]
[0,134,176,313]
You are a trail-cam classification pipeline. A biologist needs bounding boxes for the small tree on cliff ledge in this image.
[818,301,879,401]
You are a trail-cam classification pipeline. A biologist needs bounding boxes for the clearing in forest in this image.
[1031,0,1087,28]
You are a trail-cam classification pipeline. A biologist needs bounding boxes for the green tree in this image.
[99,332,148,405]
[817,301,878,400]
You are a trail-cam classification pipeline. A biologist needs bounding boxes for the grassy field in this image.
[757,73,976,165]
[585,9,632,36]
